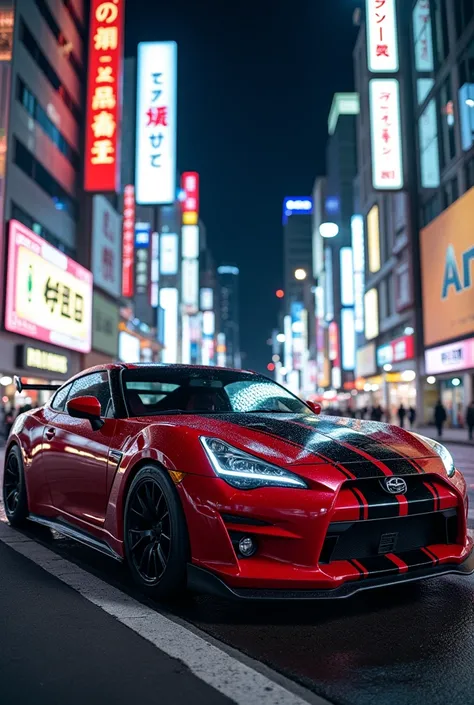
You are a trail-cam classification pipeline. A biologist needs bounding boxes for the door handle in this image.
[45,427,56,440]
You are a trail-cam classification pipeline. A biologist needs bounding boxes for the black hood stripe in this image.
[204,414,421,480]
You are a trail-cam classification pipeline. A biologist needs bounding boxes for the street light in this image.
[294,268,307,281]
[276,333,285,343]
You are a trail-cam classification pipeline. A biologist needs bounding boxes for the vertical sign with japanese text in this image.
[366,0,399,73]
[92,195,122,297]
[181,172,199,225]
[369,78,404,190]
[122,184,135,297]
[136,42,177,205]
[85,0,124,192]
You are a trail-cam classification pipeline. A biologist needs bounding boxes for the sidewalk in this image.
[415,425,474,447]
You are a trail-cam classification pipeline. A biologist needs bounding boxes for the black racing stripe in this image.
[300,418,421,475]
[208,414,384,479]
[406,482,437,516]
[354,482,400,519]
[356,555,400,576]
[349,559,364,576]
[398,549,436,568]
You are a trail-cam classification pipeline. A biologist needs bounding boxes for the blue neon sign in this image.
[283,197,313,224]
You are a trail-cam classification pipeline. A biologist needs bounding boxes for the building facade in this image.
[0,0,88,406]
[409,0,474,426]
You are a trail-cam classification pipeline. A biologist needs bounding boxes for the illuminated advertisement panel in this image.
[122,184,135,297]
[181,172,199,225]
[136,42,177,204]
[369,79,404,190]
[92,195,122,298]
[366,0,399,73]
[351,215,365,333]
[84,0,124,192]
[160,233,178,275]
[340,247,354,307]
[5,221,93,353]
[182,225,199,259]
[150,231,159,308]
[160,287,178,363]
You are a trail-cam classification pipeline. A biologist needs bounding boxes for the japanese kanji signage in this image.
[5,221,93,353]
[413,0,433,72]
[366,0,399,73]
[122,184,135,298]
[84,0,124,192]
[92,195,122,298]
[136,41,177,205]
[181,172,199,225]
[369,78,404,190]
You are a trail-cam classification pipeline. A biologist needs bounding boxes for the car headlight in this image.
[200,437,308,490]
[410,432,455,477]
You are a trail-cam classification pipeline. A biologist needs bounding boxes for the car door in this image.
[44,371,117,528]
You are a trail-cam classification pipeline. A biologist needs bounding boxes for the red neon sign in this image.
[181,172,199,225]
[122,184,135,297]
[84,0,124,192]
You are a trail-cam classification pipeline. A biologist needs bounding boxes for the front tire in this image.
[123,466,189,600]
[3,445,28,527]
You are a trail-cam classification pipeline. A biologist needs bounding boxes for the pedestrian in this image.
[408,406,416,429]
[466,401,474,442]
[5,409,14,437]
[370,406,377,421]
[398,403,407,428]
[374,405,384,422]
[434,399,447,438]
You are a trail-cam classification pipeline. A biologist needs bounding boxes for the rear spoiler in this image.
[14,376,62,393]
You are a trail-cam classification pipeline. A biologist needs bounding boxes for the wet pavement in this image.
[2,441,474,705]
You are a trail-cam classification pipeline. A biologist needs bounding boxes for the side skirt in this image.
[28,514,123,562]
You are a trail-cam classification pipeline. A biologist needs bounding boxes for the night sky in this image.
[125,1,358,373]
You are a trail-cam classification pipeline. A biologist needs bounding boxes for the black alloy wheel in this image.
[124,466,189,599]
[3,446,28,526]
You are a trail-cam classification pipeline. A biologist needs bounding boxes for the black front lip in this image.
[187,549,474,601]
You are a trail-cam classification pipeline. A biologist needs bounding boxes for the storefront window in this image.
[418,99,440,188]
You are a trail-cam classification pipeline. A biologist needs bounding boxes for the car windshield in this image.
[122,367,312,417]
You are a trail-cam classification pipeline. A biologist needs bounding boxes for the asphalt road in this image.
[1,441,474,705]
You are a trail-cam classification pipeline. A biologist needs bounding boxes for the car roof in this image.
[64,363,256,383]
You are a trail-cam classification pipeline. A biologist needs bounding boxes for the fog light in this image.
[238,536,257,557]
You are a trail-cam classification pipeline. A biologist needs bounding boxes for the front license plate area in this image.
[378,532,398,554]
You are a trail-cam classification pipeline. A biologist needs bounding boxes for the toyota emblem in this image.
[382,477,408,495]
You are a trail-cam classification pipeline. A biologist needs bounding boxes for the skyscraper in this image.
[217,265,241,369]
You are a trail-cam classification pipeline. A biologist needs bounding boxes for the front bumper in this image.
[187,547,474,600]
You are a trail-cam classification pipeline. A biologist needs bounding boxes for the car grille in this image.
[319,509,458,564]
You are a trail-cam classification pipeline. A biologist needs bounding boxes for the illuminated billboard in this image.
[122,185,135,298]
[160,233,178,275]
[366,0,399,73]
[136,41,177,205]
[84,0,124,192]
[420,187,474,347]
[351,215,365,333]
[92,195,122,298]
[181,172,199,225]
[160,288,178,363]
[369,78,404,190]
[282,198,312,224]
[5,221,93,353]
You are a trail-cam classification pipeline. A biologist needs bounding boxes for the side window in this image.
[67,372,112,417]
[50,383,72,411]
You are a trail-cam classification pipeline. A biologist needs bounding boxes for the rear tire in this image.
[123,466,189,600]
[3,445,28,527]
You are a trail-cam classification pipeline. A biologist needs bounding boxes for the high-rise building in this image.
[282,198,313,306]
[0,0,90,404]
[217,265,241,369]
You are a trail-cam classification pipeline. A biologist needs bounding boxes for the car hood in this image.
[145,412,440,478]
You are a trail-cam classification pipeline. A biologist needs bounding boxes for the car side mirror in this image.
[307,400,322,415]
[67,396,104,431]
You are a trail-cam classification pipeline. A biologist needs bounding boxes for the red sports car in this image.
[3,363,473,599]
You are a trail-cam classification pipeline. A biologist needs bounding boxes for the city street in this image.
[1,441,474,705]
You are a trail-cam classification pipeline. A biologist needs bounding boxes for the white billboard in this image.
[182,225,199,259]
[366,0,399,73]
[369,78,404,190]
[92,195,122,298]
[160,287,178,363]
[160,233,178,275]
[182,258,199,312]
[136,42,177,205]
